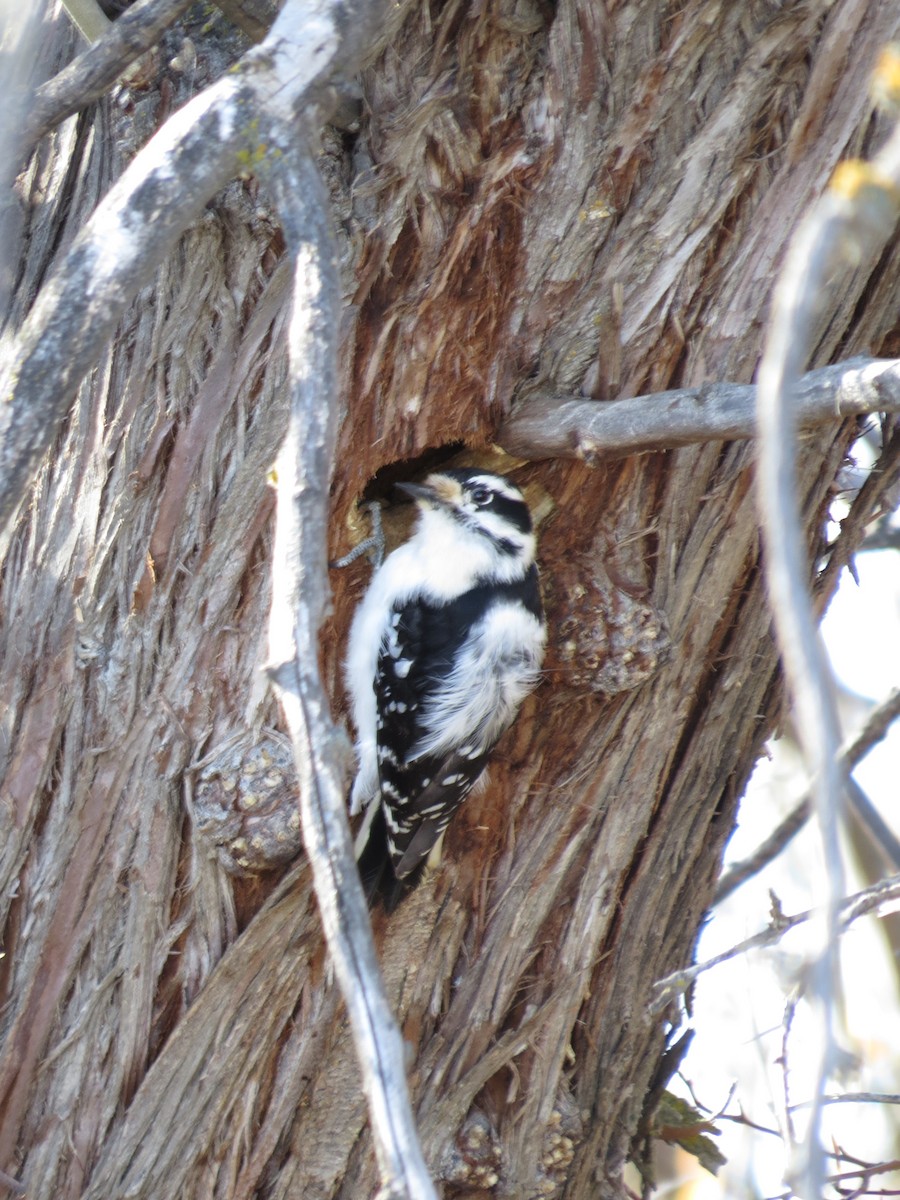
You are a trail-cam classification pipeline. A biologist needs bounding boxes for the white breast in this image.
[344,504,539,813]
[411,601,546,760]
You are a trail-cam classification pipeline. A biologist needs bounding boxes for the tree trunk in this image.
[2,2,899,1198]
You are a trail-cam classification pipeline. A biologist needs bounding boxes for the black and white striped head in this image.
[398,469,536,568]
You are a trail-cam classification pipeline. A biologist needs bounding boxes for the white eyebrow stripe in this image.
[466,474,524,502]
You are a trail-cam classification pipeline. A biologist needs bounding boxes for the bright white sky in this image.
[666,544,900,1200]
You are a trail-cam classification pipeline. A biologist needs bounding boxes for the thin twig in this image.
[839,688,900,781]
[715,798,812,903]
[713,1109,783,1139]
[766,1158,900,1200]
[754,111,900,1200]
[26,0,196,159]
[792,1093,900,1109]
[651,872,900,1012]
[779,991,800,1153]
[715,688,900,902]
[818,418,900,599]
[499,358,900,462]
[262,116,436,1200]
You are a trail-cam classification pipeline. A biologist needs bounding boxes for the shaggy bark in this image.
[3,2,900,1199]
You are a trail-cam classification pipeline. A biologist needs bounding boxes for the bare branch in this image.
[0,0,377,540]
[779,992,799,1152]
[0,92,235,535]
[755,107,900,1200]
[839,687,900,778]
[795,1094,900,1109]
[651,872,900,1013]
[26,0,196,157]
[767,1158,900,1200]
[715,797,812,903]
[499,358,900,463]
[263,144,436,1199]
[715,688,900,902]
[818,417,900,597]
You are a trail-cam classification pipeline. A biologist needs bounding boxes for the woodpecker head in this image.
[397,469,536,569]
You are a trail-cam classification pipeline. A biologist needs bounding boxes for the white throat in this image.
[403,505,533,599]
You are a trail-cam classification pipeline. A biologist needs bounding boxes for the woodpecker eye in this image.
[470,483,492,506]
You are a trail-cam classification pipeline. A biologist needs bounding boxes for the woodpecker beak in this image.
[396,474,463,510]
[395,481,437,504]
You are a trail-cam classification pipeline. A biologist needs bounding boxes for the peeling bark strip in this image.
[4,2,900,1199]
[500,358,900,461]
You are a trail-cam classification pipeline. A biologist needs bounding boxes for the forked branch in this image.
[0,0,378,537]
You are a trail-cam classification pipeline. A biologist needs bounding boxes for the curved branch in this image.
[499,357,900,462]
[755,115,900,1199]
[263,144,436,1199]
[5,1,432,1187]
[0,0,377,540]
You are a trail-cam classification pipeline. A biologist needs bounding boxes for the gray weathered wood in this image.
[500,358,900,461]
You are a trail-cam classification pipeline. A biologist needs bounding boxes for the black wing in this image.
[375,593,486,879]
[374,570,542,881]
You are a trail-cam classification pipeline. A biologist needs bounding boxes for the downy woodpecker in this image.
[345,468,546,889]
